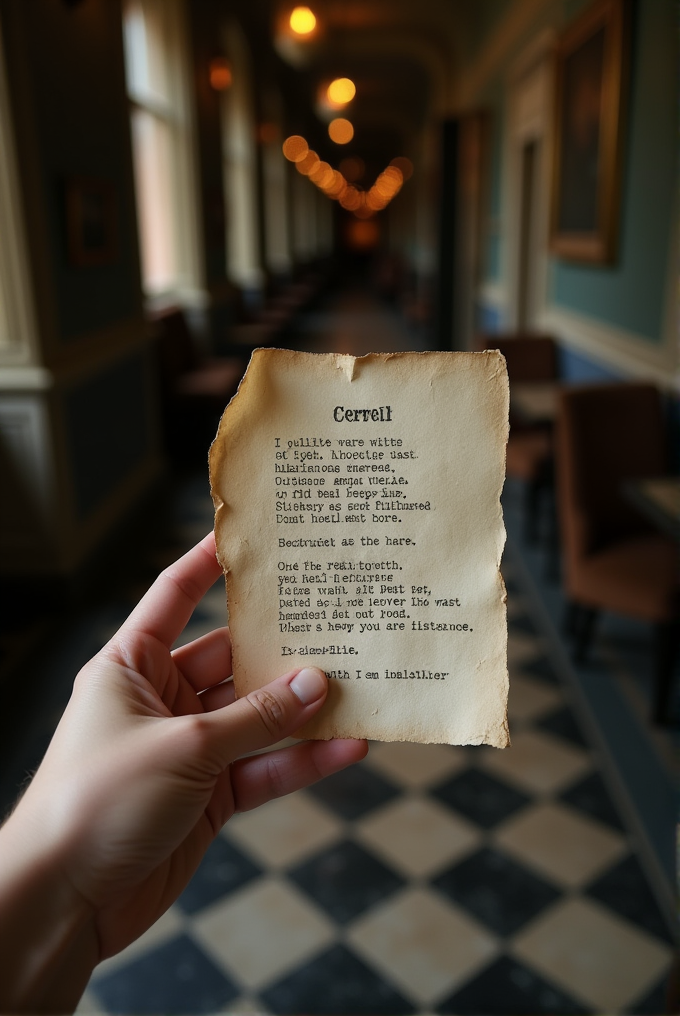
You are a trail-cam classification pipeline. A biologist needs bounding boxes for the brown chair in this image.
[476,334,559,545]
[477,333,559,384]
[556,382,679,724]
[152,306,248,458]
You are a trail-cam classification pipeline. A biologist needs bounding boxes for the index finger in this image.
[121,532,224,648]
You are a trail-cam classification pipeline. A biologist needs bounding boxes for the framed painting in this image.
[550,0,629,263]
[65,177,117,267]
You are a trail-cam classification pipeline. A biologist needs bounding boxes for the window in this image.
[221,22,264,295]
[123,0,200,299]
[0,17,38,360]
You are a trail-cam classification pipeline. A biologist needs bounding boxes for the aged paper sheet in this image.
[210,348,509,746]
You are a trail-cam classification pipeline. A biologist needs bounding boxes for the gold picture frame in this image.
[550,0,629,264]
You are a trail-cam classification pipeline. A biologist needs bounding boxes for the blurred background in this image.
[0,0,678,1013]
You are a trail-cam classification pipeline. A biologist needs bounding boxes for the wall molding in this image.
[479,281,508,314]
[477,282,679,391]
[537,304,680,391]
[453,0,549,109]
[0,317,152,393]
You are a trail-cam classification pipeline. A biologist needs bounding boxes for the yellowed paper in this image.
[210,348,509,746]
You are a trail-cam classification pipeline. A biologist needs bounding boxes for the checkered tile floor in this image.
[72,474,676,1016]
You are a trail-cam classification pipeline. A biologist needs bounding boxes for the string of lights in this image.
[283,134,413,219]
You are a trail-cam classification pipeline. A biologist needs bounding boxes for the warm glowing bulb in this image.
[366,189,388,210]
[328,118,354,144]
[282,135,309,162]
[296,150,320,175]
[390,156,414,180]
[354,202,376,220]
[327,77,356,105]
[289,6,316,34]
[339,186,361,211]
[309,161,332,186]
[209,58,232,91]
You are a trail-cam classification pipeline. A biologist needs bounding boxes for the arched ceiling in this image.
[239,0,516,181]
[243,0,499,167]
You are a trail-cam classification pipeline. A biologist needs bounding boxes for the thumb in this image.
[202,667,329,765]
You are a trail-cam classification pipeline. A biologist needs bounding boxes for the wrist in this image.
[0,795,99,1014]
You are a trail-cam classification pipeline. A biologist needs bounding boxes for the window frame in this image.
[122,0,203,306]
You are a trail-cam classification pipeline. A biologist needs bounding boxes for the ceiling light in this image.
[390,156,414,180]
[282,135,309,162]
[289,6,316,35]
[209,57,232,91]
[327,77,356,105]
[296,150,320,175]
[328,118,354,144]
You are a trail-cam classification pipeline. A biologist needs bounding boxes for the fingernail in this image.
[289,668,326,705]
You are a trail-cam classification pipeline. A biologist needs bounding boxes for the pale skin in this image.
[0,532,368,1014]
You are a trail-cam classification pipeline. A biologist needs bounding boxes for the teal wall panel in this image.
[551,0,677,341]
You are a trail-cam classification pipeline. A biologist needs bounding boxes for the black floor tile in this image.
[261,943,416,1014]
[176,836,263,915]
[430,767,531,829]
[289,840,405,924]
[559,771,625,831]
[306,760,401,820]
[537,704,588,747]
[437,955,590,1014]
[586,853,675,943]
[520,654,561,685]
[91,934,239,1014]
[432,847,561,936]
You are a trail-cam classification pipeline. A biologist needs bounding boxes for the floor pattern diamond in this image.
[52,473,675,1015]
[84,540,675,1015]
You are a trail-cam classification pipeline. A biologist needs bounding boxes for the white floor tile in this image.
[507,631,544,667]
[479,728,591,794]
[348,887,498,1006]
[495,800,627,888]
[364,740,468,788]
[512,896,673,1012]
[226,790,343,869]
[192,876,335,990]
[355,795,481,877]
[506,673,563,724]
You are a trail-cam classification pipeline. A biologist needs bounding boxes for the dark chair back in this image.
[557,383,669,560]
[475,334,558,382]
[152,307,201,385]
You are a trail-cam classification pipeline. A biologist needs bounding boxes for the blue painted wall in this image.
[479,0,677,356]
[551,0,678,342]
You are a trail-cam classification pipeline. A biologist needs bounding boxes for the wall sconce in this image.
[209,57,232,91]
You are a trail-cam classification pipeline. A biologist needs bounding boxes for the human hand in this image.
[0,533,367,1013]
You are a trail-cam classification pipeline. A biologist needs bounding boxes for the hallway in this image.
[1,282,675,1015]
[293,284,427,356]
